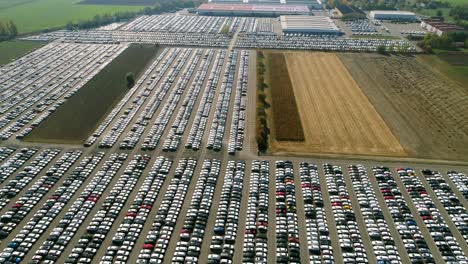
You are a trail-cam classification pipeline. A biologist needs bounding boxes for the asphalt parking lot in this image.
[0,21,466,263]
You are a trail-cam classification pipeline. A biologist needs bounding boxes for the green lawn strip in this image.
[0,40,47,65]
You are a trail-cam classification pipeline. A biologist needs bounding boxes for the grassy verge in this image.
[351,35,401,40]
[267,52,304,141]
[0,40,47,65]
[25,44,159,144]
[418,52,468,88]
[256,51,270,153]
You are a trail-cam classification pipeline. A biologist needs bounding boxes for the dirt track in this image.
[339,53,468,161]
[271,52,406,157]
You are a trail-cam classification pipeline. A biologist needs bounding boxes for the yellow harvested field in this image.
[271,52,407,157]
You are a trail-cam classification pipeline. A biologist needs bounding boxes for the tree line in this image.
[65,0,195,30]
[0,19,18,42]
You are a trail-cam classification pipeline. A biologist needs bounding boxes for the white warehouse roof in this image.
[280,15,340,34]
[370,10,416,19]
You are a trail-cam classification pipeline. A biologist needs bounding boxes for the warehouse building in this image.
[370,10,417,21]
[280,15,341,34]
[421,18,464,36]
[198,3,310,16]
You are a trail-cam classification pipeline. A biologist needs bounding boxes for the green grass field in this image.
[418,51,468,88]
[0,40,47,65]
[25,44,159,144]
[0,0,148,33]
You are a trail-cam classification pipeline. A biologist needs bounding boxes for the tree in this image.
[436,9,443,17]
[125,72,135,88]
[220,25,230,36]
[376,45,387,54]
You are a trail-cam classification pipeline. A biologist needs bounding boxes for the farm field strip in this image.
[267,52,304,142]
[277,52,406,157]
[339,53,468,161]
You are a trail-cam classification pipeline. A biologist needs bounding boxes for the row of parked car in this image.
[422,170,468,243]
[143,49,204,151]
[275,160,301,263]
[0,151,99,263]
[324,164,367,263]
[185,51,226,151]
[446,171,468,200]
[299,162,334,263]
[346,19,378,33]
[209,160,245,264]
[170,159,220,263]
[242,160,269,263]
[397,168,467,263]
[348,165,402,264]
[0,44,125,140]
[372,166,435,263]
[120,15,241,35]
[66,154,151,263]
[228,50,249,155]
[235,35,416,52]
[31,153,127,263]
[26,31,232,47]
[137,158,197,263]
[163,50,216,152]
[98,48,186,149]
[0,148,37,185]
[0,149,60,211]
[103,156,173,263]
[0,148,15,163]
[207,51,238,152]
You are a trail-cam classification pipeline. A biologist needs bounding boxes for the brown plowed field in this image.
[270,52,406,157]
[339,53,468,161]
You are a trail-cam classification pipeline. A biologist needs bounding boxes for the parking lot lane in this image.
[342,164,378,263]
[240,50,257,160]
[232,160,251,264]
[365,165,412,263]
[391,167,446,264]
[417,171,468,253]
[319,163,344,264]
[196,157,229,264]
[161,157,209,262]
[267,159,276,264]
[292,160,312,263]
[54,152,147,263]
[21,151,126,262]
[442,171,468,205]
[90,154,160,262]
[0,150,86,248]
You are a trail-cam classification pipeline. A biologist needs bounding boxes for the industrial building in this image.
[421,18,464,36]
[197,3,310,16]
[370,10,417,21]
[280,15,341,34]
